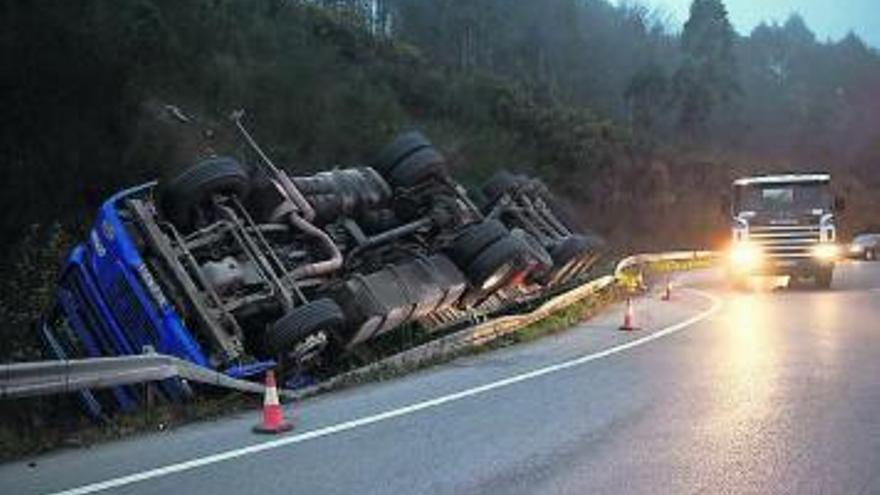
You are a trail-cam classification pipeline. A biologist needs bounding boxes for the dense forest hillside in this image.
[2,0,880,359]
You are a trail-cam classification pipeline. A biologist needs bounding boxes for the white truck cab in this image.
[727,173,842,288]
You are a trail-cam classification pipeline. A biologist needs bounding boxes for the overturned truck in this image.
[40,119,603,416]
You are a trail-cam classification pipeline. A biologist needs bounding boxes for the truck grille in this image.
[749,225,820,258]
[106,276,159,348]
[66,270,119,356]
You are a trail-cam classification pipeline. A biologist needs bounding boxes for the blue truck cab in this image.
[42,183,274,416]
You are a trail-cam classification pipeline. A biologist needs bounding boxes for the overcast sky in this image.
[625,0,880,47]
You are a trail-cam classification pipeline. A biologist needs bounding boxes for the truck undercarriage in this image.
[41,121,605,417]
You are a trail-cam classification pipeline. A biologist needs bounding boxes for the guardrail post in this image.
[144,381,156,421]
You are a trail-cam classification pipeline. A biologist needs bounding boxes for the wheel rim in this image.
[481,262,515,291]
[291,331,330,364]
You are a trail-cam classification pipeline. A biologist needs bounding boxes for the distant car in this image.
[848,233,880,260]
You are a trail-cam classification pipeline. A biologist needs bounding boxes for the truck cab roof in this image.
[733,174,830,186]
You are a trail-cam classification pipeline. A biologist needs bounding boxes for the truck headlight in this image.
[730,243,761,269]
[812,244,840,261]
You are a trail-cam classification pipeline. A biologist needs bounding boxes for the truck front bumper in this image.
[735,257,834,277]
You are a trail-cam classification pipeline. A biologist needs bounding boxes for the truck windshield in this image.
[735,182,831,214]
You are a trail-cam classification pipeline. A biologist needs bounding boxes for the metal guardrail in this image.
[614,250,717,278]
[0,251,717,402]
[0,353,295,400]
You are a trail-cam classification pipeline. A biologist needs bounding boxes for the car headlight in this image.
[730,243,761,269]
[813,243,840,261]
[850,245,864,254]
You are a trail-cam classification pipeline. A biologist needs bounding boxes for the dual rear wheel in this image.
[372,131,448,188]
[447,220,534,294]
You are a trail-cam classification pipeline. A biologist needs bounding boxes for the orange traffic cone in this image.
[253,370,294,434]
[619,297,640,331]
[661,280,672,301]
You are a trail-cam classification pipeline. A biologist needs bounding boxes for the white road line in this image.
[49,288,723,495]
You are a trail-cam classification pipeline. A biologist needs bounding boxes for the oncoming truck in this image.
[726,174,843,288]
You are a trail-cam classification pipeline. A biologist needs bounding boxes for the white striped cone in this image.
[253,370,293,434]
[619,297,640,331]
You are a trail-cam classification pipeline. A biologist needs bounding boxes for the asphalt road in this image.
[4,261,880,495]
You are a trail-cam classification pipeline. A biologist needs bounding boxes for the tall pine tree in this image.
[673,0,739,139]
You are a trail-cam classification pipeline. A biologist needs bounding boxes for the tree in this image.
[672,0,739,138]
[625,62,669,151]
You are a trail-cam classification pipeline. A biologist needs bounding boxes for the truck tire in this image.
[510,228,553,278]
[815,267,833,289]
[160,157,251,232]
[465,235,530,292]
[388,147,447,188]
[566,233,605,278]
[265,298,345,358]
[550,235,593,267]
[447,220,509,268]
[372,131,432,176]
[539,235,595,285]
[482,170,523,205]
